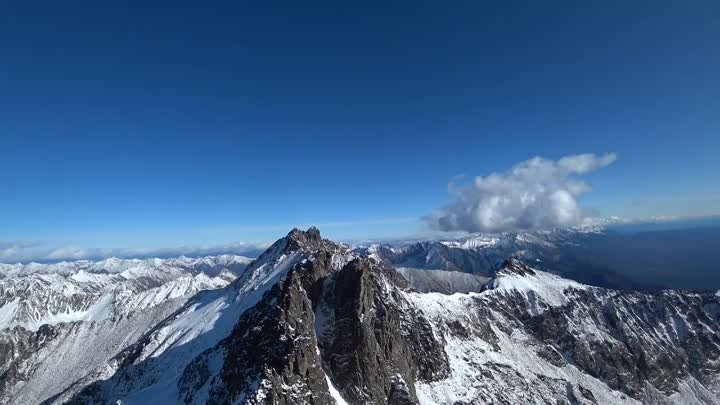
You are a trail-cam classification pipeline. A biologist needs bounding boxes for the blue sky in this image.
[1,1,719,260]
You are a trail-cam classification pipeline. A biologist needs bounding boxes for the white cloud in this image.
[0,241,43,262]
[0,217,415,264]
[0,241,270,264]
[425,153,617,233]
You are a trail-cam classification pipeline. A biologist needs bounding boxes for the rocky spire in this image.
[285,226,329,252]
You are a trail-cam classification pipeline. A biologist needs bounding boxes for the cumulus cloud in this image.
[425,153,617,233]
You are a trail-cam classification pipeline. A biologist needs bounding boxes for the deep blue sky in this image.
[1,1,719,257]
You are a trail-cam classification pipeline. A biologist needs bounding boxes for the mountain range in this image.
[1,227,719,404]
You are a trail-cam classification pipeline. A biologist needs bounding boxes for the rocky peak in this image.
[285,226,331,252]
[233,227,338,288]
[173,251,448,405]
[496,257,536,277]
[317,258,449,404]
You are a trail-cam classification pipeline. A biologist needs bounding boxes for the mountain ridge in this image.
[1,227,719,404]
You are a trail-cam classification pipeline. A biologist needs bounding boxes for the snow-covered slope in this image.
[43,227,350,405]
[0,255,251,279]
[355,227,597,273]
[0,255,253,405]
[0,255,252,331]
[408,260,720,404]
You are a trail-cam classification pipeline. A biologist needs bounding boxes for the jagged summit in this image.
[286,226,329,251]
[496,257,537,277]
[233,227,339,288]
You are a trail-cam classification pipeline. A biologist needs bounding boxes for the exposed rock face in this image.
[56,228,346,405]
[317,259,449,404]
[177,251,449,404]
[412,259,720,404]
[519,288,720,397]
[0,325,60,395]
[395,267,489,294]
[285,226,324,251]
[183,267,335,405]
[487,260,720,399]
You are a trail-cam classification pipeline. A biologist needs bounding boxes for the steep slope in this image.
[152,256,447,405]
[410,260,720,404]
[0,255,253,405]
[0,255,252,331]
[49,227,350,405]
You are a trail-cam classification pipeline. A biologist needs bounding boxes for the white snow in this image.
[0,255,252,331]
[0,297,20,326]
[324,374,349,405]
[490,267,588,311]
[84,243,313,405]
[406,286,640,405]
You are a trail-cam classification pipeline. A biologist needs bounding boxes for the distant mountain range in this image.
[356,224,720,291]
[1,227,720,404]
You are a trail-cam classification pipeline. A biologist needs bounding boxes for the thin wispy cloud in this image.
[0,241,270,264]
[0,241,45,262]
[425,153,617,233]
[0,217,417,263]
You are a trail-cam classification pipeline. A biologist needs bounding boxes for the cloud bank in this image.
[425,153,617,233]
[0,217,415,264]
[0,241,270,264]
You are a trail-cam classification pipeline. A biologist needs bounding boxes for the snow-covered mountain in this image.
[0,255,253,404]
[0,255,253,331]
[354,226,652,290]
[395,268,489,294]
[2,227,720,404]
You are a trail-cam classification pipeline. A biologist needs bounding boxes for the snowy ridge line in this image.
[403,260,720,404]
[0,255,254,331]
[39,227,351,405]
[0,254,254,278]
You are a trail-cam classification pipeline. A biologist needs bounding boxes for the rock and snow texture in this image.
[2,228,720,404]
[0,255,252,331]
[0,255,253,405]
[409,260,720,404]
[395,268,489,294]
[47,227,352,405]
[353,227,601,272]
[354,226,645,290]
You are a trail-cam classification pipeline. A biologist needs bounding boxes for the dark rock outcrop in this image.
[318,259,449,404]
[0,325,61,395]
[195,269,335,405]
[479,260,720,402]
[180,253,449,404]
